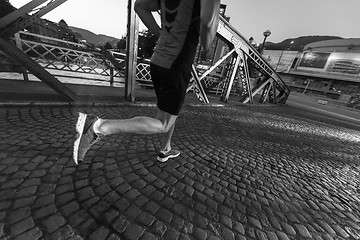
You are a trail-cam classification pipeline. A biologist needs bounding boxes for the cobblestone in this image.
[9,217,34,236]
[42,214,66,233]
[13,227,42,240]
[0,104,359,239]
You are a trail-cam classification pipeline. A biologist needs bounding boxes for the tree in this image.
[104,42,113,50]
[117,38,126,50]
[138,30,157,58]
[58,19,68,28]
[56,19,78,43]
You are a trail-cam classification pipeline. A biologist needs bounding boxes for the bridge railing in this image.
[0,30,231,93]
[0,31,154,88]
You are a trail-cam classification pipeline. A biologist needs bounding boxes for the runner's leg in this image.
[96,109,177,136]
[161,123,175,151]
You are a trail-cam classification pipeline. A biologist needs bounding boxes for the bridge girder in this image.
[189,15,290,105]
[0,0,77,101]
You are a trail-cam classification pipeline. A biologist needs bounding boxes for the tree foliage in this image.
[117,38,126,50]
[104,42,113,50]
[138,30,157,58]
[58,19,68,28]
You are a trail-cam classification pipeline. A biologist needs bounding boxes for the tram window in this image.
[291,58,298,68]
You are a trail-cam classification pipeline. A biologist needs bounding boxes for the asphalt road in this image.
[286,93,360,129]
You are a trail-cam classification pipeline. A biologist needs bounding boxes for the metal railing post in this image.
[110,67,114,86]
[125,0,139,102]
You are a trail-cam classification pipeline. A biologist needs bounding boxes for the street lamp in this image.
[261,29,271,53]
[288,40,294,50]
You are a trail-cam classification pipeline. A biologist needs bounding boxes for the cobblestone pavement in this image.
[0,104,359,240]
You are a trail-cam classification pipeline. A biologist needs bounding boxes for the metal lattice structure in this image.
[16,31,124,79]
[188,16,291,104]
[0,32,127,87]
[0,30,155,87]
[135,62,152,87]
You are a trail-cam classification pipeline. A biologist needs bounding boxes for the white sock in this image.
[161,148,171,153]
[93,119,101,134]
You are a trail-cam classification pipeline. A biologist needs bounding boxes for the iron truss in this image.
[0,0,127,101]
[0,0,78,101]
[189,15,291,104]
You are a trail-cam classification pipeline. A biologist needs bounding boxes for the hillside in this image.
[69,26,342,52]
[69,27,342,52]
[69,26,120,47]
[266,36,343,51]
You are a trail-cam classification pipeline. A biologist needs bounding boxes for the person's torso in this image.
[151,0,200,69]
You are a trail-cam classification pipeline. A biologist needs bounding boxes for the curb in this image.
[0,101,228,108]
[0,101,155,108]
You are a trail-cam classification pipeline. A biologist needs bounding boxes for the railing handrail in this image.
[18,30,87,48]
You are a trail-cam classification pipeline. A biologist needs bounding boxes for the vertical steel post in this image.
[110,67,114,86]
[241,52,254,104]
[14,32,28,81]
[271,80,277,104]
[303,80,311,94]
[221,54,241,103]
[259,82,271,104]
[14,33,22,50]
[125,0,139,101]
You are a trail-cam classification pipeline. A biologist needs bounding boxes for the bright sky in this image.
[9,0,360,43]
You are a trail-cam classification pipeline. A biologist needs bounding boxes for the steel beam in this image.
[190,65,209,103]
[0,0,78,102]
[259,82,272,104]
[125,0,139,102]
[198,48,236,81]
[0,0,68,38]
[243,78,272,104]
[271,80,277,104]
[188,47,235,102]
[241,51,254,104]
[0,0,48,28]
[190,14,290,104]
[216,15,290,103]
[220,54,241,103]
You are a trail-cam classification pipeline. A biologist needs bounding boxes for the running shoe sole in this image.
[73,112,87,165]
[157,151,180,163]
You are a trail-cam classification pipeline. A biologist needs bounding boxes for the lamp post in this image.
[261,29,271,53]
[288,40,294,50]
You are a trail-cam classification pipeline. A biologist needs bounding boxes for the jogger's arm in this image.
[200,0,220,54]
[134,0,161,37]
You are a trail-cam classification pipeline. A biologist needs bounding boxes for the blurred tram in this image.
[264,39,360,107]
